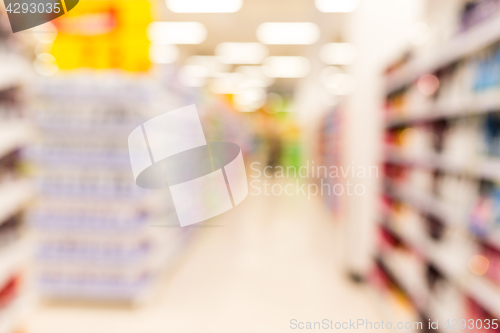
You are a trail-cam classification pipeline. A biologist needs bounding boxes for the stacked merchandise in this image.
[27,74,188,303]
[374,4,500,330]
[0,7,36,333]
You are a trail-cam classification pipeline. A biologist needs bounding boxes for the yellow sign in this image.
[52,0,151,71]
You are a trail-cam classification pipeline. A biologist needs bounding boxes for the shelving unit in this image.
[386,13,500,93]
[378,7,500,327]
[0,295,32,333]
[27,74,190,304]
[0,8,36,333]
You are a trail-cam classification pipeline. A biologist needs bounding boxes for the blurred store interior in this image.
[1,0,500,332]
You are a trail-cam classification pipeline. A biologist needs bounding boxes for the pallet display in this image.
[0,7,35,333]
[377,5,500,329]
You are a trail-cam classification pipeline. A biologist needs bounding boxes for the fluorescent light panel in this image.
[166,0,243,13]
[149,44,179,64]
[215,42,268,64]
[179,65,208,87]
[209,73,245,94]
[235,66,275,87]
[320,43,358,65]
[234,87,266,109]
[256,22,320,45]
[185,56,229,75]
[262,56,311,78]
[315,0,360,12]
[147,22,207,44]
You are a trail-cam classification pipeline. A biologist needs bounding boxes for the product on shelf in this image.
[27,74,190,303]
[0,275,20,309]
[0,7,34,332]
[379,8,500,322]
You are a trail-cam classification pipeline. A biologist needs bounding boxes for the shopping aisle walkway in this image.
[27,188,387,333]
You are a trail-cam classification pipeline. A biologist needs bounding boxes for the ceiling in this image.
[153,0,348,61]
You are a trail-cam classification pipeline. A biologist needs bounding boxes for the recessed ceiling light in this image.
[185,56,229,75]
[320,43,358,65]
[149,44,179,64]
[256,22,320,45]
[209,73,245,94]
[234,87,266,110]
[147,22,207,44]
[235,66,275,87]
[215,42,268,64]
[166,0,243,13]
[179,65,209,87]
[262,56,311,78]
[315,0,360,13]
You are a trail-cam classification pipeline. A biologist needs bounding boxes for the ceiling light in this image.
[324,73,356,95]
[32,22,58,44]
[185,55,229,75]
[322,91,340,106]
[262,56,311,78]
[149,44,179,64]
[166,0,243,13]
[215,42,268,64]
[320,66,342,86]
[209,73,245,94]
[147,22,207,44]
[256,22,320,45]
[234,87,266,108]
[179,65,209,87]
[37,53,56,63]
[320,43,358,65]
[34,59,58,76]
[235,66,275,87]
[35,42,52,55]
[315,0,360,12]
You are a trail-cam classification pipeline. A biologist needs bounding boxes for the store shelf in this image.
[464,276,500,319]
[0,121,36,159]
[382,5,500,325]
[383,219,500,320]
[0,180,36,225]
[0,240,30,290]
[385,147,463,175]
[385,147,500,183]
[0,294,32,333]
[385,179,500,253]
[379,254,422,306]
[386,92,500,128]
[387,15,500,93]
[385,180,461,227]
[0,55,31,91]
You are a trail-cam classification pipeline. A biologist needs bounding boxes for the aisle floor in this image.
[27,191,389,333]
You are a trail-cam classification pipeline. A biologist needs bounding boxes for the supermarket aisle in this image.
[27,189,385,333]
